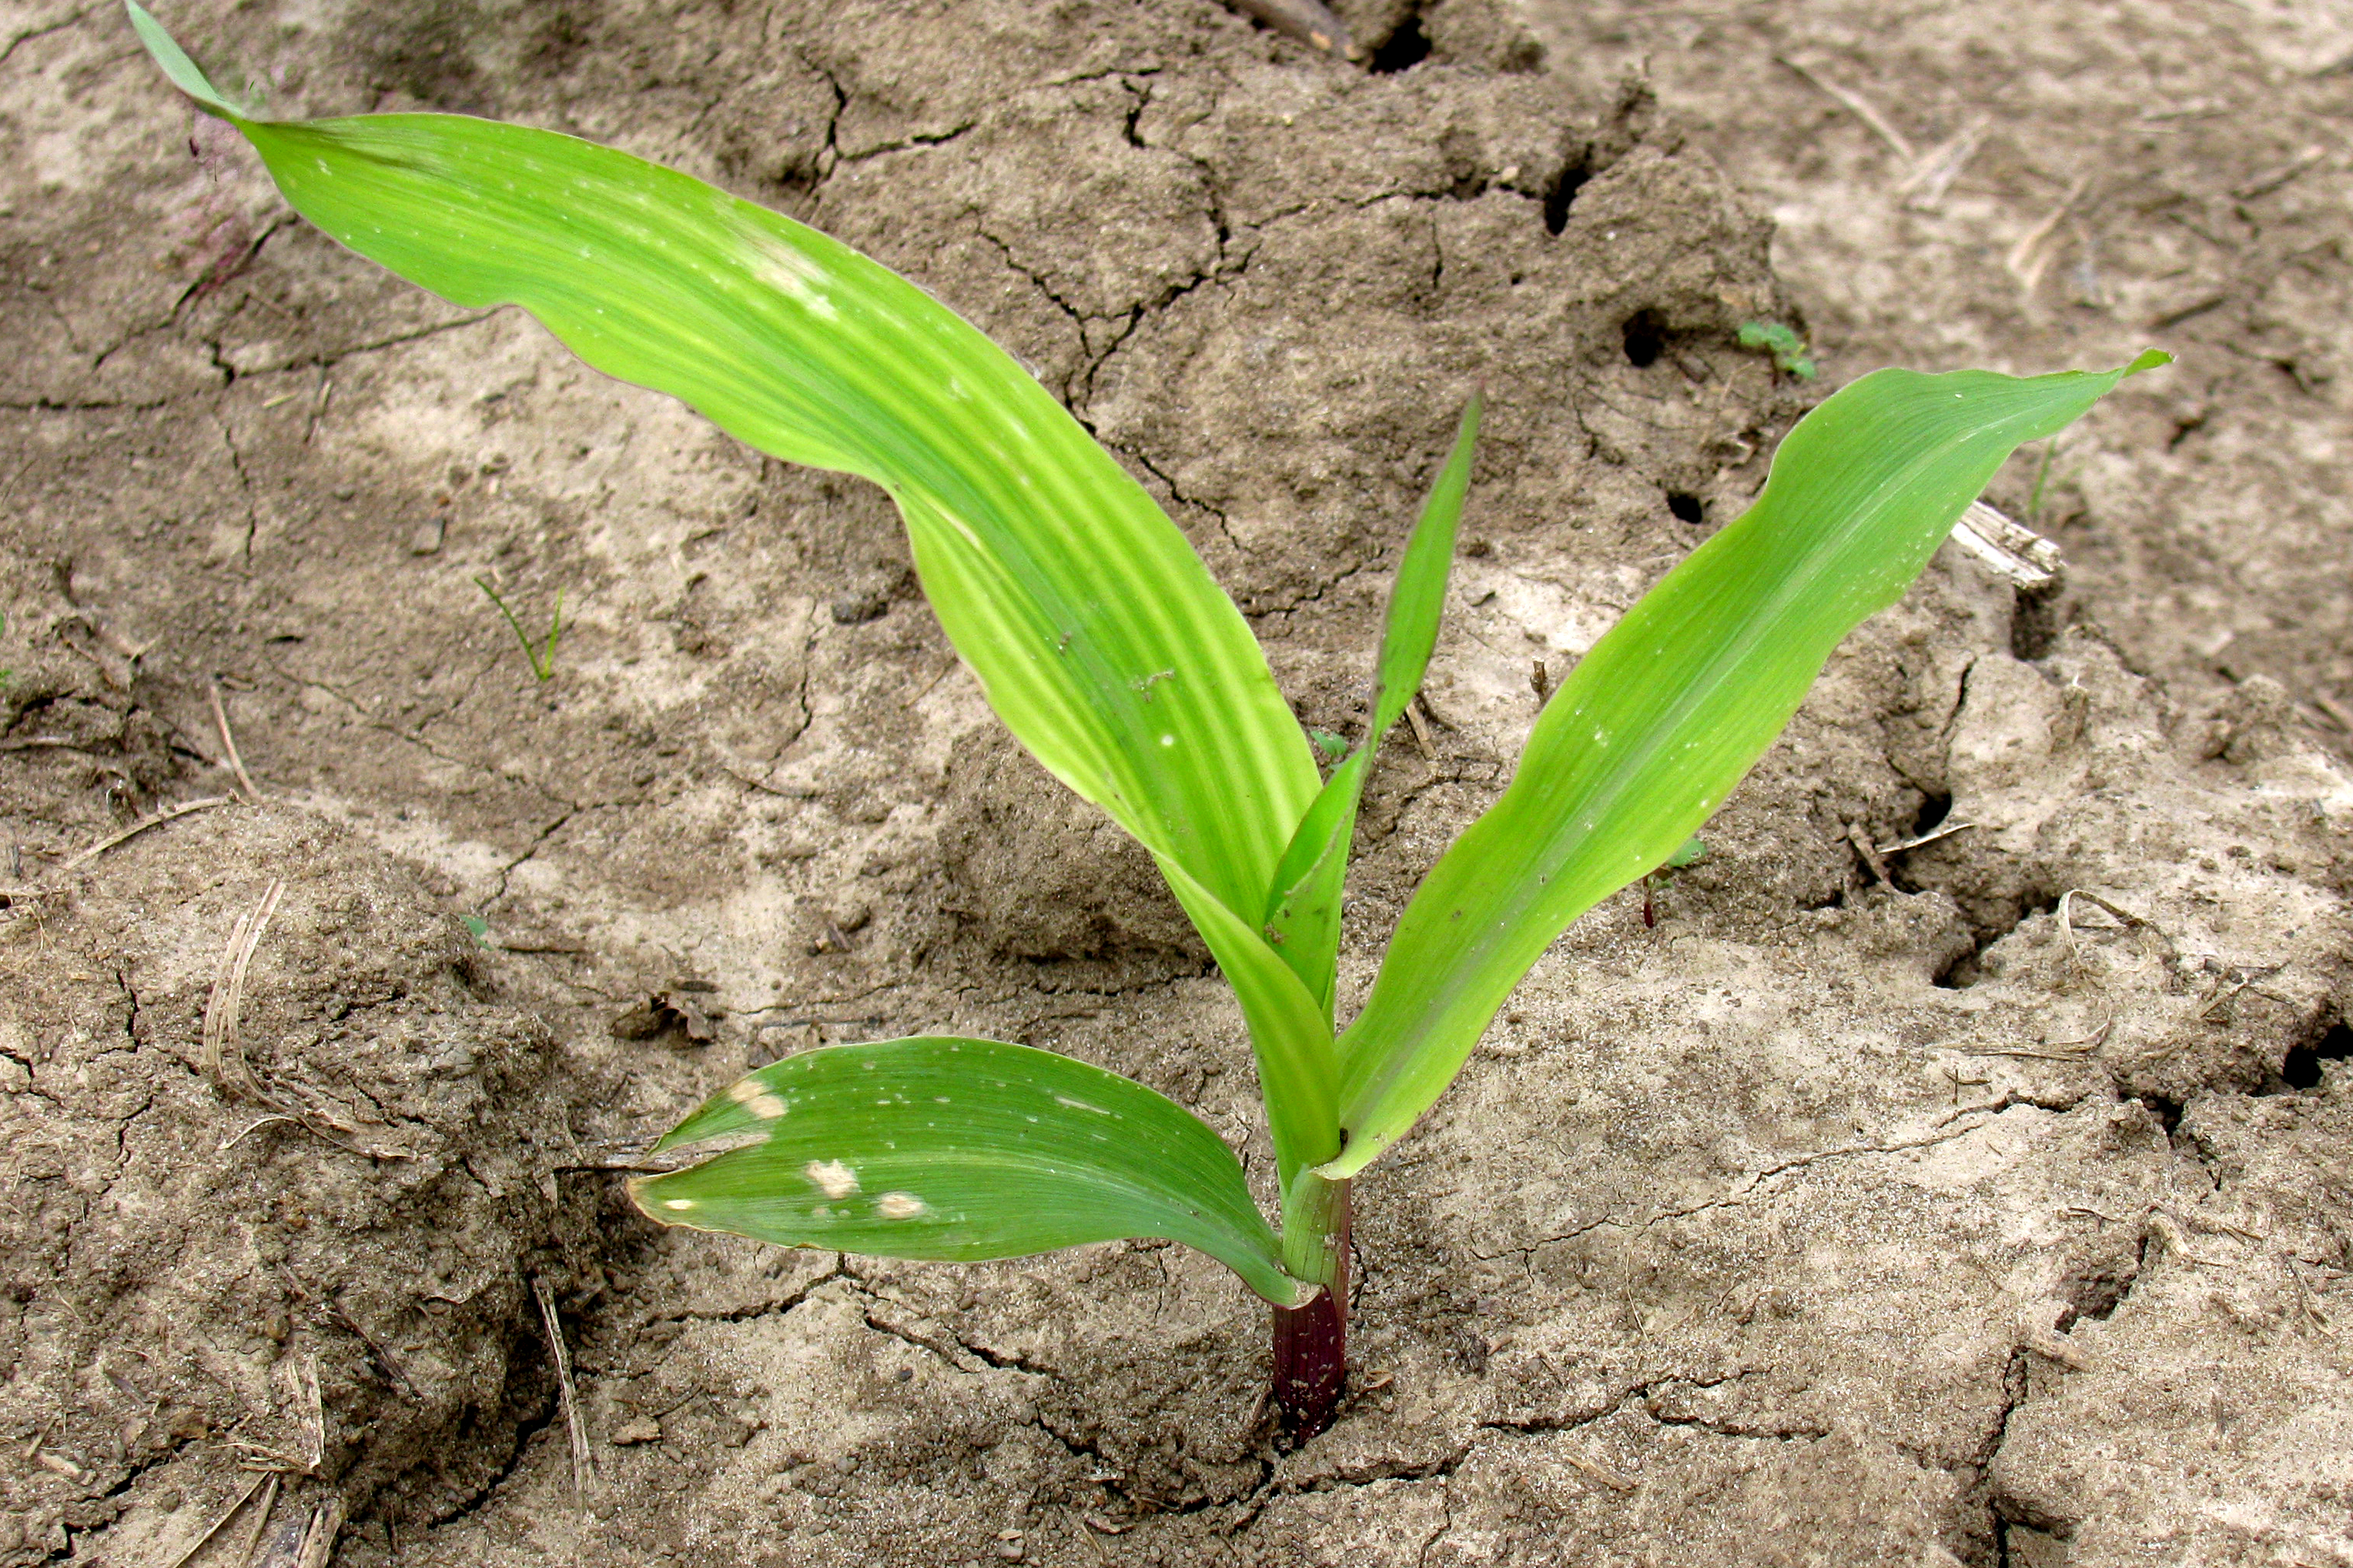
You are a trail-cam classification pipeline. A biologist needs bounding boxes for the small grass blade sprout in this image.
[132,2,2167,1439]
[474,577,563,683]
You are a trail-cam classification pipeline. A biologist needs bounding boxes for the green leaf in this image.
[128,5,1332,1154]
[1662,836,1707,870]
[1263,395,1481,1018]
[631,1037,1312,1308]
[1321,353,2169,1179]
[125,0,245,115]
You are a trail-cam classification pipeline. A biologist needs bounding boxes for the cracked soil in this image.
[4,0,2351,1563]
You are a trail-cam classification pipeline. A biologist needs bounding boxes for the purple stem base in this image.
[1270,1186,1351,1439]
[1271,1289,1347,1438]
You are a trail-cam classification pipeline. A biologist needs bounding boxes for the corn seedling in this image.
[474,574,564,683]
[132,3,2166,1435]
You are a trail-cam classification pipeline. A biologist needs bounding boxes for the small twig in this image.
[900,657,959,709]
[2234,145,2325,202]
[2197,963,2288,1021]
[209,680,263,803]
[1846,822,1892,886]
[2056,891,2177,971]
[1896,115,1988,210]
[1875,820,1976,856]
[162,1472,273,1568]
[534,1275,597,1496]
[1561,1448,1638,1493]
[1779,56,1916,162]
[2006,176,2092,292]
[1950,500,2062,589]
[1066,1506,1114,1566]
[1403,702,1436,761]
[55,795,234,878]
[231,1472,282,1565]
[248,1506,310,1568]
[303,370,332,444]
[220,1112,302,1151]
[290,1496,346,1568]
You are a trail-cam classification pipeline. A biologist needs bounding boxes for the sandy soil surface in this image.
[2,0,2348,1565]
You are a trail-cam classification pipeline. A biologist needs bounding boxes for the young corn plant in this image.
[132,3,2165,1436]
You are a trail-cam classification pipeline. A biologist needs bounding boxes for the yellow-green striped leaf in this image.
[1321,353,2168,1179]
[631,1038,1311,1307]
[129,3,1337,1175]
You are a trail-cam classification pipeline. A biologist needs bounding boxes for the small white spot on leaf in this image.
[877,1192,927,1219]
[746,1094,787,1119]
[1053,1095,1112,1115]
[662,1198,696,1212]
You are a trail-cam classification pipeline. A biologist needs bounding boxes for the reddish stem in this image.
[1270,1185,1350,1438]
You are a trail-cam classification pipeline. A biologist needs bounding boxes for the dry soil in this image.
[2,0,2349,1565]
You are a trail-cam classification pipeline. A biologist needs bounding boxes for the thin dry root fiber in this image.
[161,1472,272,1568]
[534,1275,597,1496]
[209,679,264,803]
[202,878,286,1099]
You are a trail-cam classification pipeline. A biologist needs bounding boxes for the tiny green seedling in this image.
[473,575,564,684]
[131,3,2166,1436]
[1641,835,1708,928]
[1738,319,1819,381]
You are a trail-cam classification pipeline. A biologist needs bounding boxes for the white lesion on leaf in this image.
[805,1158,859,1198]
[877,1192,927,1219]
[728,209,840,320]
[728,1078,790,1119]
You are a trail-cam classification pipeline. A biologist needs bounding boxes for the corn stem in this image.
[1273,1171,1350,1436]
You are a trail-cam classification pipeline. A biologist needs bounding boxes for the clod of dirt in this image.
[0,804,564,1564]
[609,985,724,1044]
[938,727,1206,962]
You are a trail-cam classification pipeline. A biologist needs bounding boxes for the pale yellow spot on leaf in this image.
[805,1158,859,1198]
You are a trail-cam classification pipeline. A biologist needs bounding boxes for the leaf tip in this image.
[2123,348,2173,378]
[125,0,249,118]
